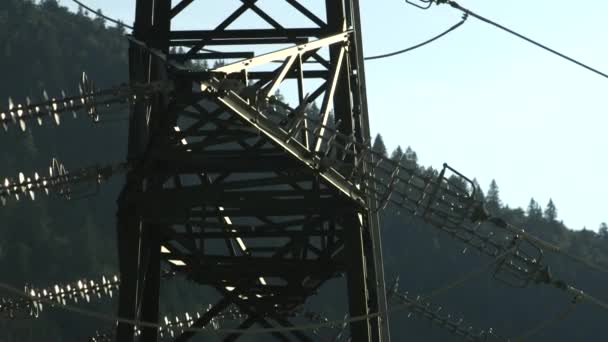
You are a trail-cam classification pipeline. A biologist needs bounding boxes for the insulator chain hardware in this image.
[88,307,341,341]
[385,277,509,342]
[89,305,246,341]
[159,305,245,338]
[0,275,119,319]
[250,97,552,289]
[392,291,509,342]
[196,75,578,294]
[0,158,128,205]
[0,72,172,132]
[302,310,350,340]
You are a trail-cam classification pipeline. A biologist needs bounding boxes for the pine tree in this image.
[213,59,226,68]
[527,198,542,219]
[116,20,126,34]
[93,9,106,28]
[472,178,485,202]
[599,222,608,238]
[372,133,387,158]
[40,0,59,10]
[306,101,320,119]
[486,179,502,214]
[544,198,557,221]
[404,146,418,164]
[390,146,403,161]
[198,59,209,70]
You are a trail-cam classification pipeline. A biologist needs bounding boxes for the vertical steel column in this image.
[115,1,154,339]
[140,2,171,340]
[117,1,171,341]
[327,1,390,341]
[350,1,391,341]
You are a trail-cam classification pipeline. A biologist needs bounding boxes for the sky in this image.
[56,0,607,231]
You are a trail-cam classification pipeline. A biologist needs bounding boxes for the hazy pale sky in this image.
[57,0,607,231]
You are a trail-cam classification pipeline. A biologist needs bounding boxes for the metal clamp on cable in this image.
[405,0,434,10]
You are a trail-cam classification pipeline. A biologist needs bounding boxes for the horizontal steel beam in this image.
[177,70,328,82]
[169,37,309,46]
[170,52,255,61]
[148,152,302,172]
[168,230,332,239]
[169,28,324,40]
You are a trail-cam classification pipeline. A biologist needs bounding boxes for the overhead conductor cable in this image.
[407,0,608,79]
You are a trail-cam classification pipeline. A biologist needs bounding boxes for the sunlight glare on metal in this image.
[235,237,247,251]
[16,104,26,131]
[50,97,60,126]
[1,112,7,131]
[173,126,188,145]
[168,259,186,266]
[18,173,26,195]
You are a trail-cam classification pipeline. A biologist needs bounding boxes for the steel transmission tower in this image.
[116,1,390,341]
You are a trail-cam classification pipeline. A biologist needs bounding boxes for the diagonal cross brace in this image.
[213,31,350,75]
[202,83,365,205]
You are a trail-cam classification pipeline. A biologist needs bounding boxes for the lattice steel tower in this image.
[116,1,390,341]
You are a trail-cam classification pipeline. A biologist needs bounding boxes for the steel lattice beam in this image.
[116,1,390,341]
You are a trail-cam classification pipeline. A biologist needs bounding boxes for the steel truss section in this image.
[117,1,390,341]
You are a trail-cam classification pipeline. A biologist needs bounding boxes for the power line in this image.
[73,0,465,64]
[408,0,608,80]
[511,297,580,342]
[0,249,512,336]
[364,13,468,61]
[483,217,608,288]
[27,2,608,338]
[496,219,608,276]
[74,0,608,78]
[72,0,133,30]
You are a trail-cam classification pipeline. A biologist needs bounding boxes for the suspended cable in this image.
[486,217,608,279]
[0,249,511,336]
[407,0,608,79]
[498,220,608,276]
[73,0,465,64]
[512,296,580,342]
[260,97,608,313]
[72,0,133,30]
[364,13,468,61]
[266,94,608,284]
[71,0,223,56]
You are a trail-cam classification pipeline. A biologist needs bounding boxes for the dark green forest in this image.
[0,1,607,341]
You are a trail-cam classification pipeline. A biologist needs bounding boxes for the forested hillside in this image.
[0,1,606,341]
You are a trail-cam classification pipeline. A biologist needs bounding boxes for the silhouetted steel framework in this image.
[116,1,390,341]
